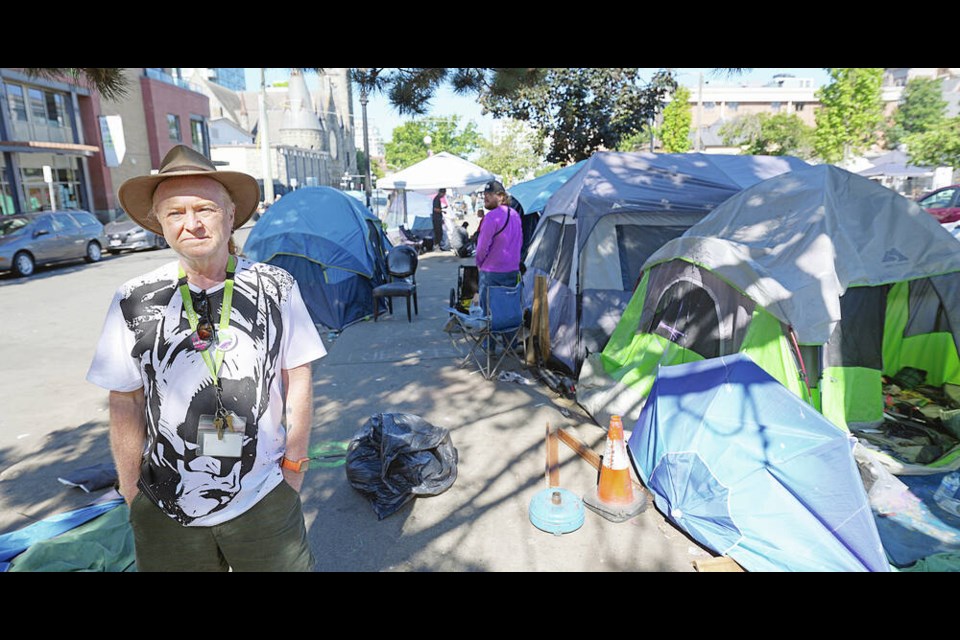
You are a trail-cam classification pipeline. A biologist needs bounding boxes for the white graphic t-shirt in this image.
[87,257,326,526]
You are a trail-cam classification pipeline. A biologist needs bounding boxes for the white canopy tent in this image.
[377,152,496,192]
[378,152,496,245]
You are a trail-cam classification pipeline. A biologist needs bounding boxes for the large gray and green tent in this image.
[579,165,960,472]
[522,151,809,375]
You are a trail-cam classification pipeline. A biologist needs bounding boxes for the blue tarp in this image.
[628,353,890,572]
[509,161,586,215]
[0,498,124,571]
[243,187,390,331]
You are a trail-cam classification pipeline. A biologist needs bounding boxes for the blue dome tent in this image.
[243,187,391,331]
[629,353,890,572]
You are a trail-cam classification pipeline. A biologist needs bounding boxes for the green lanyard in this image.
[178,255,236,384]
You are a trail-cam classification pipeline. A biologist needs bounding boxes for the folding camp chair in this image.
[446,283,525,380]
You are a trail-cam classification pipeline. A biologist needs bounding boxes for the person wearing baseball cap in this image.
[475,180,523,312]
[87,144,326,571]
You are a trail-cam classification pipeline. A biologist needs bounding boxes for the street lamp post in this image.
[424,134,433,157]
[359,78,373,210]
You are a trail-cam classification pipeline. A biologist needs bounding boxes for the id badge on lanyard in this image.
[180,256,245,458]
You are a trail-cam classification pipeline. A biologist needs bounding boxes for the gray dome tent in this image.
[579,164,960,474]
[522,151,809,374]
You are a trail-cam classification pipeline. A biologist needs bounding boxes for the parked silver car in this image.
[0,210,108,277]
[103,211,168,253]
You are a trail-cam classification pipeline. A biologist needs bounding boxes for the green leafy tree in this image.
[477,68,676,164]
[658,85,693,153]
[617,130,652,152]
[886,77,947,148]
[356,150,384,180]
[720,112,815,158]
[814,68,885,164]
[383,116,481,170]
[474,120,544,186]
[903,116,960,168]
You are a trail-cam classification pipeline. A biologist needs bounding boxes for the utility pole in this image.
[696,71,704,152]
[259,68,274,205]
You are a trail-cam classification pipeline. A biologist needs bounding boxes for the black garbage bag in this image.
[345,413,459,520]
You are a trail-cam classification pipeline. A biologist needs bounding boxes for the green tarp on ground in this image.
[7,502,135,572]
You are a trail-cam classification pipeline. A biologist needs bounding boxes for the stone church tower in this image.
[279,70,324,150]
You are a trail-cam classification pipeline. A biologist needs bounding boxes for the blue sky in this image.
[244,67,833,141]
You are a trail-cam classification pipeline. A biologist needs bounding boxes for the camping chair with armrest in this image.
[372,245,419,322]
[448,283,526,380]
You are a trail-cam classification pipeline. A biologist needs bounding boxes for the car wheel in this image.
[85,241,102,263]
[154,235,168,250]
[13,251,35,277]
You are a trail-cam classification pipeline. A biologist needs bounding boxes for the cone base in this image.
[529,488,585,535]
[583,488,647,523]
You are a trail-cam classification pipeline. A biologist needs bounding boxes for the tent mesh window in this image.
[904,278,951,338]
[530,217,575,285]
[648,280,723,358]
[639,260,756,359]
[614,224,690,292]
[823,286,887,370]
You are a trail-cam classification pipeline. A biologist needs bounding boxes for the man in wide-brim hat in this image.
[87,144,326,572]
[118,144,259,256]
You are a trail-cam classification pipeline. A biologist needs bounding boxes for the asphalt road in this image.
[0,225,710,572]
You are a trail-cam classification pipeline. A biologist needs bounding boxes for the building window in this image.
[167,114,181,142]
[45,92,65,127]
[771,102,782,113]
[795,102,805,111]
[727,102,739,112]
[27,88,46,121]
[190,118,205,151]
[6,84,27,122]
[703,101,716,110]
[0,153,12,214]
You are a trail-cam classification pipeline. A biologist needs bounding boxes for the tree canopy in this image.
[383,116,481,171]
[886,76,947,149]
[477,68,676,164]
[474,120,544,186]
[720,112,815,158]
[658,85,693,153]
[903,116,960,168]
[814,68,885,164]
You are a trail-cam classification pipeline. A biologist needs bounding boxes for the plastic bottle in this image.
[933,471,960,518]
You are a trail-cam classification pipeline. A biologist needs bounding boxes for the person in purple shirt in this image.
[475,180,522,311]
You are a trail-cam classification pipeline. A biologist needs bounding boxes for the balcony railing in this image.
[144,68,203,94]
[8,119,72,144]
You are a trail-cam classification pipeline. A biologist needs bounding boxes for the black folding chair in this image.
[372,245,419,322]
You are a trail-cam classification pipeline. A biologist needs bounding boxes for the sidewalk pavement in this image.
[0,227,710,572]
[294,248,710,571]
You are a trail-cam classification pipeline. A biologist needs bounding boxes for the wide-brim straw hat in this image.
[118,144,260,236]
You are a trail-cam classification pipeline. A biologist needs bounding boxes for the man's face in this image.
[153,176,235,262]
[483,190,502,211]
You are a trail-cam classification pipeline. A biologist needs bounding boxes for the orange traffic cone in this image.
[583,415,647,522]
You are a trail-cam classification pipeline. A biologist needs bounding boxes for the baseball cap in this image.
[483,180,506,194]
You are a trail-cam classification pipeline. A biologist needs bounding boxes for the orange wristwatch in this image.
[281,456,310,473]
